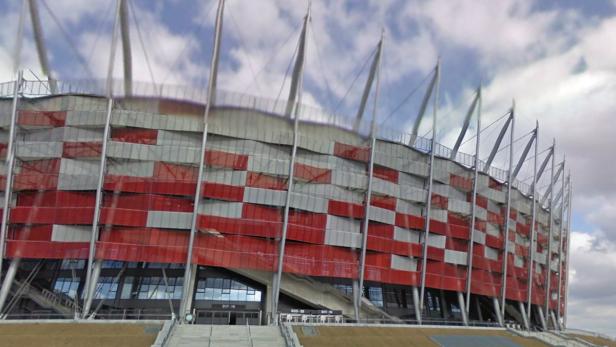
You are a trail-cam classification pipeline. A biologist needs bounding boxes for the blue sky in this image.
[1,0,616,337]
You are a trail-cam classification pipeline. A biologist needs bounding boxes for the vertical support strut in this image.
[544,140,556,321]
[180,0,225,321]
[82,0,122,318]
[0,72,23,313]
[500,104,515,320]
[555,163,566,327]
[483,113,512,174]
[271,4,310,324]
[119,0,132,96]
[284,5,309,118]
[512,130,537,181]
[563,177,572,328]
[411,66,438,139]
[450,88,480,160]
[356,31,384,322]
[464,87,481,322]
[28,0,57,93]
[418,61,440,323]
[526,122,539,329]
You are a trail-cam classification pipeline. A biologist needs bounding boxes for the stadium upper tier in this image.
[0,79,567,320]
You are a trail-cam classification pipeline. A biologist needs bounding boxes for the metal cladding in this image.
[0,80,570,323]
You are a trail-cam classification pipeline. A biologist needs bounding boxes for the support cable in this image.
[460,110,511,147]
[40,0,95,79]
[160,1,215,86]
[85,0,115,71]
[242,21,302,94]
[274,36,300,109]
[308,19,336,111]
[379,68,434,127]
[228,9,263,94]
[128,0,158,88]
[331,47,377,115]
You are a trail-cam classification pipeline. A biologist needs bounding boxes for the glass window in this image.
[121,277,133,299]
[368,287,384,307]
[94,276,118,299]
[53,277,80,298]
[194,278,262,302]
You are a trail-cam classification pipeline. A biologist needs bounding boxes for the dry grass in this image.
[570,334,616,347]
[0,323,161,347]
[293,325,549,347]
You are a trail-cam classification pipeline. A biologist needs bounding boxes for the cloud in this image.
[567,231,616,337]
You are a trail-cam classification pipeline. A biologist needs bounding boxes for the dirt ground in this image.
[570,333,616,347]
[0,322,161,347]
[293,325,549,347]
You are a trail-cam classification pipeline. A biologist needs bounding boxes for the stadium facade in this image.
[0,0,572,331]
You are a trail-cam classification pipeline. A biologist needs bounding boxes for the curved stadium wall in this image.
[0,80,568,326]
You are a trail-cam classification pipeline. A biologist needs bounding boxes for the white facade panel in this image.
[51,225,91,242]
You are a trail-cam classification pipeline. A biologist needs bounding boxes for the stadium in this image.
[0,1,600,347]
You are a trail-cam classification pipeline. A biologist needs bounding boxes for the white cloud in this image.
[567,231,616,337]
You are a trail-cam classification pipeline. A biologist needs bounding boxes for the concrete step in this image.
[166,325,285,347]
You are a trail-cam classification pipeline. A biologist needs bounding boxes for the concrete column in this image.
[439,290,448,319]
[179,264,197,322]
[352,279,360,322]
[264,283,274,325]
[537,306,547,330]
[550,310,558,330]
[457,292,469,326]
[493,296,504,326]
[475,296,484,322]
[518,301,530,330]
[83,260,102,318]
[412,286,421,323]
[0,259,20,314]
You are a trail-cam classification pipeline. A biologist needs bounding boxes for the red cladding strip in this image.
[327,200,365,219]
[6,240,88,259]
[450,174,472,191]
[333,142,370,162]
[370,195,397,211]
[18,110,67,127]
[431,194,448,209]
[205,150,248,170]
[102,194,194,212]
[368,222,394,239]
[100,208,148,227]
[10,207,94,224]
[373,165,399,183]
[62,142,102,158]
[111,128,158,144]
[242,203,283,222]
[294,163,331,183]
[395,213,424,230]
[202,182,244,202]
[153,162,198,181]
[475,195,488,209]
[104,175,196,196]
[17,191,96,207]
[246,172,287,190]
[10,225,53,241]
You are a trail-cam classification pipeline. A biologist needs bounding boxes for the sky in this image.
[0,0,615,337]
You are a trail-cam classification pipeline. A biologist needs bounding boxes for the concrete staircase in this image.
[232,268,392,320]
[165,324,286,347]
[4,279,76,318]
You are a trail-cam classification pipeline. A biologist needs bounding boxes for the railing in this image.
[1,78,545,204]
[2,309,174,320]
